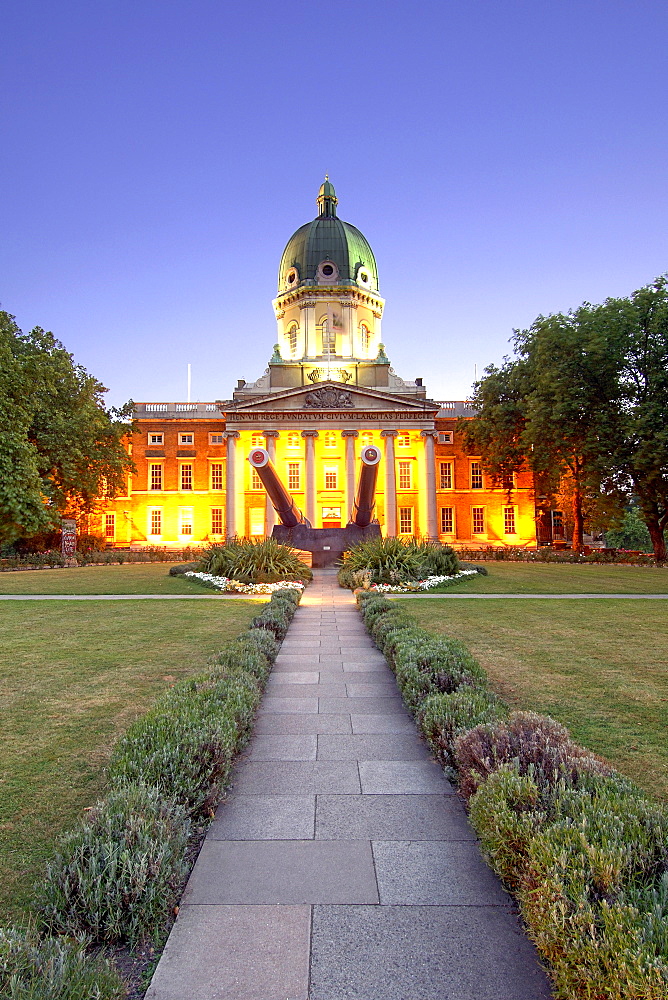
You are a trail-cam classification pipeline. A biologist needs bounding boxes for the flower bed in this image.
[361,569,479,593]
[185,571,306,595]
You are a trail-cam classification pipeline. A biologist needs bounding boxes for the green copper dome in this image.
[278,179,379,292]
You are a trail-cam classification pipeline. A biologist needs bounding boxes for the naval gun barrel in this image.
[351,444,382,527]
[248,448,308,529]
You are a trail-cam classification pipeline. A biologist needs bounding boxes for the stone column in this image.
[381,430,398,536]
[342,430,358,523]
[301,430,319,526]
[263,431,279,534]
[421,430,438,539]
[224,431,240,538]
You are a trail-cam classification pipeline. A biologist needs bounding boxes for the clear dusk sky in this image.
[2,1,667,409]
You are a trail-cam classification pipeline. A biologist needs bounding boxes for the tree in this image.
[0,311,134,545]
[462,308,624,551]
[462,277,668,561]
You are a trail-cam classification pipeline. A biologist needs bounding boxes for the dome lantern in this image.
[317,175,338,218]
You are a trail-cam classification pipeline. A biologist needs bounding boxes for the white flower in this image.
[185,572,304,595]
[367,569,478,594]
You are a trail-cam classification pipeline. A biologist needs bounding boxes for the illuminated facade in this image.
[97,181,538,549]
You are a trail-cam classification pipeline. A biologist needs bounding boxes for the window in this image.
[552,510,565,539]
[360,322,371,353]
[398,461,412,489]
[286,433,300,449]
[251,468,262,490]
[324,431,337,449]
[148,433,163,446]
[397,432,410,447]
[209,433,224,445]
[502,472,515,490]
[361,432,373,447]
[321,317,335,353]
[399,507,413,534]
[470,462,483,489]
[438,431,453,444]
[211,508,223,535]
[149,464,163,491]
[286,324,298,358]
[104,513,115,539]
[439,461,453,489]
[504,506,516,534]
[288,463,300,490]
[249,509,264,536]
[324,467,338,489]
[251,434,264,448]
[440,507,453,534]
[179,507,193,536]
[210,463,223,490]
[180,464,193,491]
[149,509,162,536]
[179,433,194,446]
[472,506,485,534]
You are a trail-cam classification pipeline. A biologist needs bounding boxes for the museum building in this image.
[96,180,538,549]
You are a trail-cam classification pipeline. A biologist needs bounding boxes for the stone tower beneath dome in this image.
[233,178,426,399]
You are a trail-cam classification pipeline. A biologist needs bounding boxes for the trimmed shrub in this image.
[454,711,612,801]
[418,688,508,768]
[41,784,190,946]
[0,924,126,999]
[108,667,259,815]
[168,561,201,576]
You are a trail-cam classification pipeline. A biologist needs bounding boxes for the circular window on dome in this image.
[285,267,299,289]
[317,261,338,284]
[356,265,372,288]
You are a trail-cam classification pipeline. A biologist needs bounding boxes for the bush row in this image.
[356,592,668,999]
[457,545,660,566]
[2,589,301,997]
[0,545,203,570]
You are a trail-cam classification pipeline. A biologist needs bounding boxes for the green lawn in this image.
[438,561,668,593]
[402,597,668,801]
[0,563,217,595]
[0,600,259,921]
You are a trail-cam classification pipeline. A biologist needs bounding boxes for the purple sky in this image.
[3,1,667,408]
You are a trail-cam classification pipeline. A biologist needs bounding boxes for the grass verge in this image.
[0,563,233,595]
[424,561,668,593]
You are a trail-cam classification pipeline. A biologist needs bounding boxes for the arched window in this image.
[287,432,300,449]
[324,431,337,449]
[321,317,336,354]
[360,323,371,354]
[286,323,298,358]
[361,432,373,447]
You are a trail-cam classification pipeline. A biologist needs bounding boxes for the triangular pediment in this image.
[226,380,439,415]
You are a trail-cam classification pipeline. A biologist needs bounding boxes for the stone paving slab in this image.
[266,671,320,684]
[208,794,315,840]
[309,905,553,1000]
[359,759,454,794]
[258,696,319,714]
[254,713,353,734]
[247,735,317,761]
[184,840,379,904]
[145,904,310,1000]
[264,682,348,698]
[315,794,476,841]
[345,680,400,697]
[373,840,512,905]
[319,695,404,714]
[231,760,361,794]
[316,734,430,761]
[351,713,417,734]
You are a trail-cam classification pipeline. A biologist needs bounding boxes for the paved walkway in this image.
[146,568,552,1000]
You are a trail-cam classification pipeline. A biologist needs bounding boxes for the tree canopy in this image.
[462,277,668,560]
[0,311,134,545]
